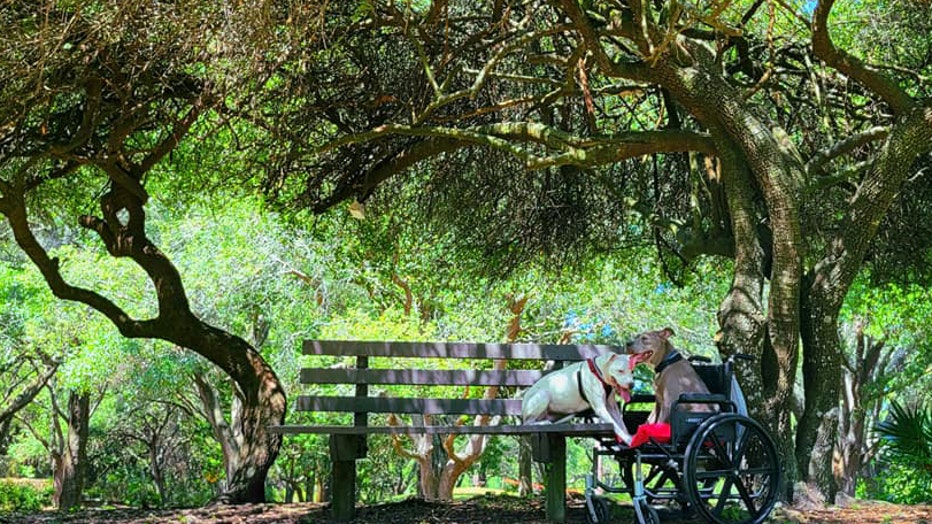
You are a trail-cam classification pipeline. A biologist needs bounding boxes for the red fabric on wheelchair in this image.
[629,423,671,448]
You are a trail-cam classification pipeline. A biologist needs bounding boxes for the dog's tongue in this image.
[618,388,631,403]
[629,351,652,370]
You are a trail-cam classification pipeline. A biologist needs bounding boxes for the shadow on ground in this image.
[4,493,931,523]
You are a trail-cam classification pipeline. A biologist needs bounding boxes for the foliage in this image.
[873,401,932,503]
[842,279,932,398]
[0,479,52,513]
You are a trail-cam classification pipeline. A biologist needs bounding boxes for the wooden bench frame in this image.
[273,340,627,522]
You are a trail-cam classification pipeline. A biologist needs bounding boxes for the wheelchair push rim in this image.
[682,413,781,524]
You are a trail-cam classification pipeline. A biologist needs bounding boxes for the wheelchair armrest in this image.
[627,394,656,404]
[672,394,736,416]
[678,393,728,404]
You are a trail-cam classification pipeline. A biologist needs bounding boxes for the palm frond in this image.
[875,400,932,469]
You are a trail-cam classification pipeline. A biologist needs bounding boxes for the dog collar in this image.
[654,350,683,376]
[587,358,615,393]
[578,358,614,403]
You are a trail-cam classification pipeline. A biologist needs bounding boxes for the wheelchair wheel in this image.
[585,494,611,524]
[682,413,780,524]
[633,498,660,524]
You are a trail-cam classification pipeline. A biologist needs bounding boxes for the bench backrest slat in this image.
[297,396,524,416]
[300,368,547,386]
[303,340,617,360]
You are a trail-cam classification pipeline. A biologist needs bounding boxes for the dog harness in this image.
[577,358,614,404]
[654,350,683,375]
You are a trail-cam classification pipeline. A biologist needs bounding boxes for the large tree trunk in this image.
[53,391,89,511]
[190,338,285,504]
[797,286,843,502]
[656,50,806,495]
[798,2,932,500]
[712,144,767,366]
[793,102,932,500]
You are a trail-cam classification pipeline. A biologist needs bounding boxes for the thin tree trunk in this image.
[314,467,326,503]
[518,438,533,496]
[149,442,168,506]
[53,391,90,511]
[836,323,886,496]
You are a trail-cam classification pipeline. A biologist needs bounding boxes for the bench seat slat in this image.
[297,396,523,415]
[271,423,615,436]
[300,368,545,386]
[304,340,617,360]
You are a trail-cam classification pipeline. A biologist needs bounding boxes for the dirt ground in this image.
[3,494,931,524]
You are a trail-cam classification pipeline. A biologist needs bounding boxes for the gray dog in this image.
[625,327,716,424]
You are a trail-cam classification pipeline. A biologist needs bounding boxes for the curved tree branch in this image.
[2,191,161,339]
[805,126,890,176]
[812,0,913,115]
[312,124,715,212]
[0,356,60,426]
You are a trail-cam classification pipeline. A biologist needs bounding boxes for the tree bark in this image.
[53,391,90,511]
[797,286,843,501]
[836,325,885,496]
[797,1,932,498]
[652,47,806,495]
[518,437,533,496]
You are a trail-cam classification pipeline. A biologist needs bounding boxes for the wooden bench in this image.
[273,340,631,523]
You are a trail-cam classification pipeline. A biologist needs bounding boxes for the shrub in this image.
[0,479,52,513]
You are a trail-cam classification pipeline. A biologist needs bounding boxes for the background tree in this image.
[0,266,60,451]
[0,1,318,502]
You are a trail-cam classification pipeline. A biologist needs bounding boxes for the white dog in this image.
[522,352,645,445]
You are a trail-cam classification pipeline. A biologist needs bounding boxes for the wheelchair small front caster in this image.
[585,494,612,524]
[633,498,660,524]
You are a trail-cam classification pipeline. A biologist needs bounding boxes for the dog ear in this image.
[660,327,675,339]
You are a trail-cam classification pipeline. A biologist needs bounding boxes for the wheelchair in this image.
[584,354,781,524]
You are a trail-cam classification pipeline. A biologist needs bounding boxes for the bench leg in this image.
[544,435,566,523]
[330,434,367,522]
[332,458,356,521]
[531,434,567,523]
